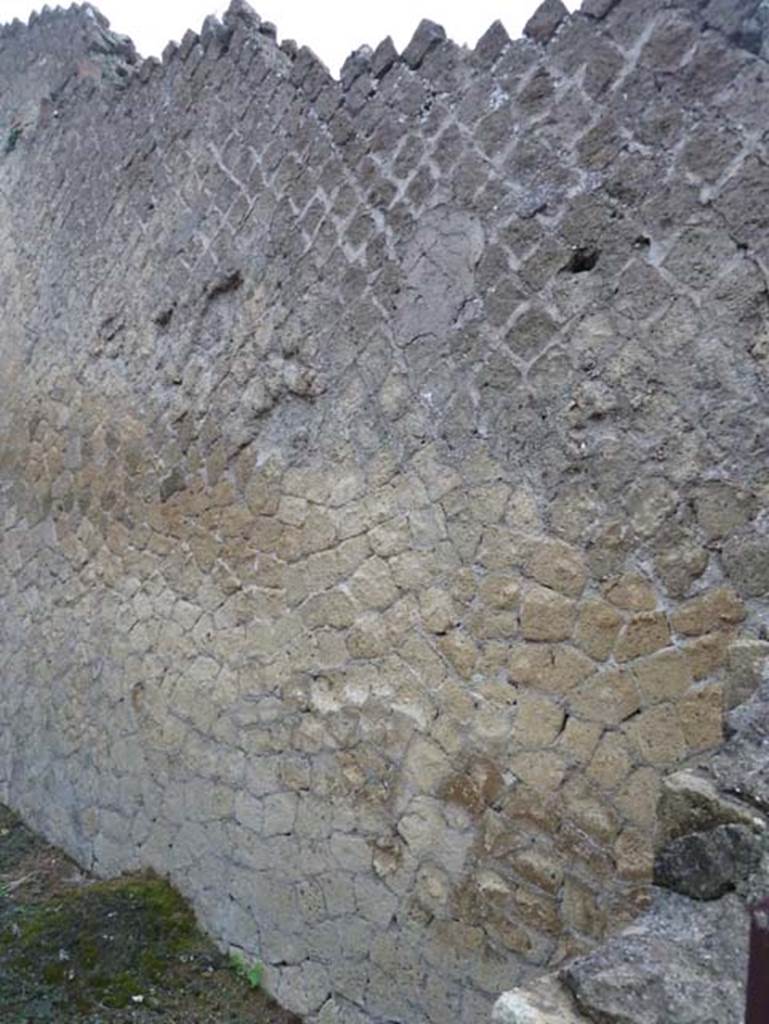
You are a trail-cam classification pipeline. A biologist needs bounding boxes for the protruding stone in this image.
[524,0,569,44]
[371,36,398,78]
[493,976,584,1023]
[340,46,371,90]
[178,28,200,60]
[654,824,762,900]
[657,769,766,844]
[474,20,511,69]
[562,892,750,1024]
[401,19,446,70]
[223,0,261,29]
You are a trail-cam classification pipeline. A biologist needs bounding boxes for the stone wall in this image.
[0,1,768,1021]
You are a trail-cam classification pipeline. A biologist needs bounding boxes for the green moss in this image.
[0,807,300,1022]
[0,873,202,1014]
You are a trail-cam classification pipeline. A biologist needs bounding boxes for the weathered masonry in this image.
[0,1,768,1022]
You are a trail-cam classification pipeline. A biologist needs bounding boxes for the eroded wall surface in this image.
[0,1,768,1021]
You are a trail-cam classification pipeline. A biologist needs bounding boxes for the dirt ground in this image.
[0,805,302,1024]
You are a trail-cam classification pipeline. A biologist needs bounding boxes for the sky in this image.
[0,0,580,75]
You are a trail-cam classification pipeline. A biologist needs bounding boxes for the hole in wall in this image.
[562,247,601,273]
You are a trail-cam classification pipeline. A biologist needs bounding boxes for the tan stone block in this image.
[508,643,550,686]
[670,586,746,636]
[481,811,526,858]
[511,691,566,747]
[419,588,456,634]
[477,525,528,571]
[335,498,373,540]
[244,473,282,515]
[467,482,511,525]
[301,589,357,629]
[438,630,479,679]
[484,915,534,955]
[615,767,660,827]
[399,633,447,688]
[446,516,483,563]
[285,554,336,605]
[575,598,624,661]
[450,567,478,606]
[510,751,566,791]
[368,516,410,557]
[298,507,337,557]
[440,758,504,817]
[545,646,596,694]
[403,736,452,792]
[630,648,693,704]
[678,683,723,752]
[556,820,615,878]
[335,535,371,577]
[502,785,562,832]
[277,495,308,526]
[431,710,472,757]
[603,572,658,611]
[614,829,654,882]
[477,642,516,679]
[411,447,462,501]
[558,717,602,765]
[514,885,560,935]
[624,703,687,767]
[346,612,388,659]
[568,668,641,725]
[614,611,671,662]
[511,846,564,894]
[382,594,419,643]
[389,550,440,591]
[562,877,606,938]
[466,606,519,641]
[282,467,330,505]
[526,538,587,597]
[560,777,621,843]
[479,573,522,610]
[521,585,576,641]
[586,731,632,790]
[409,507,448,548]
[329,468,366,508]
[681,631,731,681]
[349,556,399,610]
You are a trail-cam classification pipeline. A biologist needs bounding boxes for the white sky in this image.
[0,1,579,75]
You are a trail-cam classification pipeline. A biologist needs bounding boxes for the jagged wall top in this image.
[3,0,769,132]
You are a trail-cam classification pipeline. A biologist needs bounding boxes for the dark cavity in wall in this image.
[562,247,601,273]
